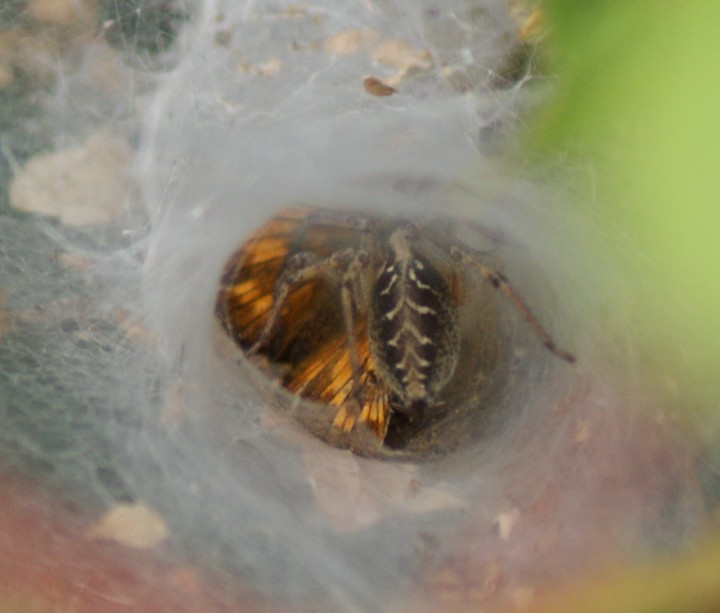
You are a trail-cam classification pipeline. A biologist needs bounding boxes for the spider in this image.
[216,206,574,449]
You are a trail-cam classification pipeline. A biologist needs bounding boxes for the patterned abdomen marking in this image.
[368,227,460,409]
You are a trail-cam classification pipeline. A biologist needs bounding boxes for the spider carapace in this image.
[216,206,574,456]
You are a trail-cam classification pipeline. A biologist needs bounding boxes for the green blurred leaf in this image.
[532,1,720,418]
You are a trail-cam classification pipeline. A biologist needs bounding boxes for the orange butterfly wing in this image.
[217,206,390,440]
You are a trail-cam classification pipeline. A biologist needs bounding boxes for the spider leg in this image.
[332,251,373,433]
[246,243,374,432]
[417,219,575,363]
[448,244,575,363]
[247,247,364,356]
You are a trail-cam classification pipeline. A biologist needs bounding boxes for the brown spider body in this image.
[368,225,460,410]
[216,206,574,453]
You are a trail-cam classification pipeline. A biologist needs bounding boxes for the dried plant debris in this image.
[363,76,396,97]
[86,502,169,549]
[324,29,432,87]
[25,0,97,28]
[10,129,137,226]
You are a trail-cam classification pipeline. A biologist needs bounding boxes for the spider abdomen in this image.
[368,227,460,409]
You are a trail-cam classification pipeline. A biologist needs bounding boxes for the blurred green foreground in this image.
[530,2,720,611]
[533,2,720,429]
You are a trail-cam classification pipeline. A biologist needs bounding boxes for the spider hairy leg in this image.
[244,241,375,434]
[333,250,370,431]
[247,248,362,356]
[448,245,576,364]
